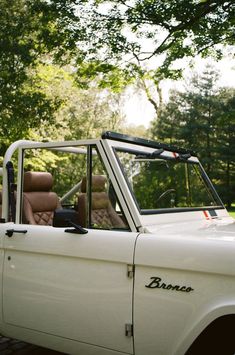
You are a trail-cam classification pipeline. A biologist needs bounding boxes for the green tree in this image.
[72,0,235,116]
[0,0,85,152]
[1,0,234,161]
[74,1,234,77]
[214,89,235,207]
[151,67,235,206]
[20,64,126,195]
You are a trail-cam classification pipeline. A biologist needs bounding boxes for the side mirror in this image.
[53,208,79,228]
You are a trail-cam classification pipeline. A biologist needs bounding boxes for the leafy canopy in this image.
[1,0,234,155]
[76,0,235,79]
[0,0,87,149]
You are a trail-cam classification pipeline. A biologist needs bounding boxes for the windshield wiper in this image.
[152,148,164,157]
[135,148,164,160]
[177,153,191,161]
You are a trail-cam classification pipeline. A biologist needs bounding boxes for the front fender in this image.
[175,304,235,355]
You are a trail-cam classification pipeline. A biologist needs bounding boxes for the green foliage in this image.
[1,0,233,204]
[121,124,149,138]
[77,0,235,76]
[75,61,135,92]
[1,0,234,146]
[151,67,235,207]
[0,0,73,153]
[228,205,235,219]
[15,64,126,194]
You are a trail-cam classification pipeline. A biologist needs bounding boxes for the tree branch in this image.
[197,33,235,55]
[135,0,233,61]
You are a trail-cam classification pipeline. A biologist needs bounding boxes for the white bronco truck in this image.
[0,131,234,355]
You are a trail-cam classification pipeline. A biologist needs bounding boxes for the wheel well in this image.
[185,315,235,355]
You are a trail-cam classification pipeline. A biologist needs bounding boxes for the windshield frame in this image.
[113,146,224,215]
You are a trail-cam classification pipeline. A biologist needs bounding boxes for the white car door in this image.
[1,140,138,354]
[2,223,137,354]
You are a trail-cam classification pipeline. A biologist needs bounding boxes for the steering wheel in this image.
[156,189,176,204]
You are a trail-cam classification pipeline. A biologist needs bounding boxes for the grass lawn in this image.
[228,205,235,219]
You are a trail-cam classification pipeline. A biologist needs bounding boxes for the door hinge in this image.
[127,264,135,279]
[125,323,133,337]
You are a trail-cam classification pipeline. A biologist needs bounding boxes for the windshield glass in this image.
[115,149,222,213]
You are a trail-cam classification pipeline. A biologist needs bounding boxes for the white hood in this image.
[135,216,235,276]
[144,216,235,241]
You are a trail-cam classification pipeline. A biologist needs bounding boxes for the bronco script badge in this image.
[145,277,194,293]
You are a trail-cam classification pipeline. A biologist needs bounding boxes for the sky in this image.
[124,56,235,128]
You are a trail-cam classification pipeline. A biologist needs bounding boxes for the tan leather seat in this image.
[77,176,126,229]
[23,171,61,225]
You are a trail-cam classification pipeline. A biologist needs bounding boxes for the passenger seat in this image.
[77,175,126,229]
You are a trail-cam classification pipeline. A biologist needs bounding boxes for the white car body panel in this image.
[134,217,235,355]
[1,223,138,354]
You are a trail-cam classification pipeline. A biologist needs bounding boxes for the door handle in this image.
[5,229,28,237]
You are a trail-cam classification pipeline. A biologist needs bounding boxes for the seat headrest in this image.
[24,171,53,192]
[81,175,106,193]
[92,192,109,209]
